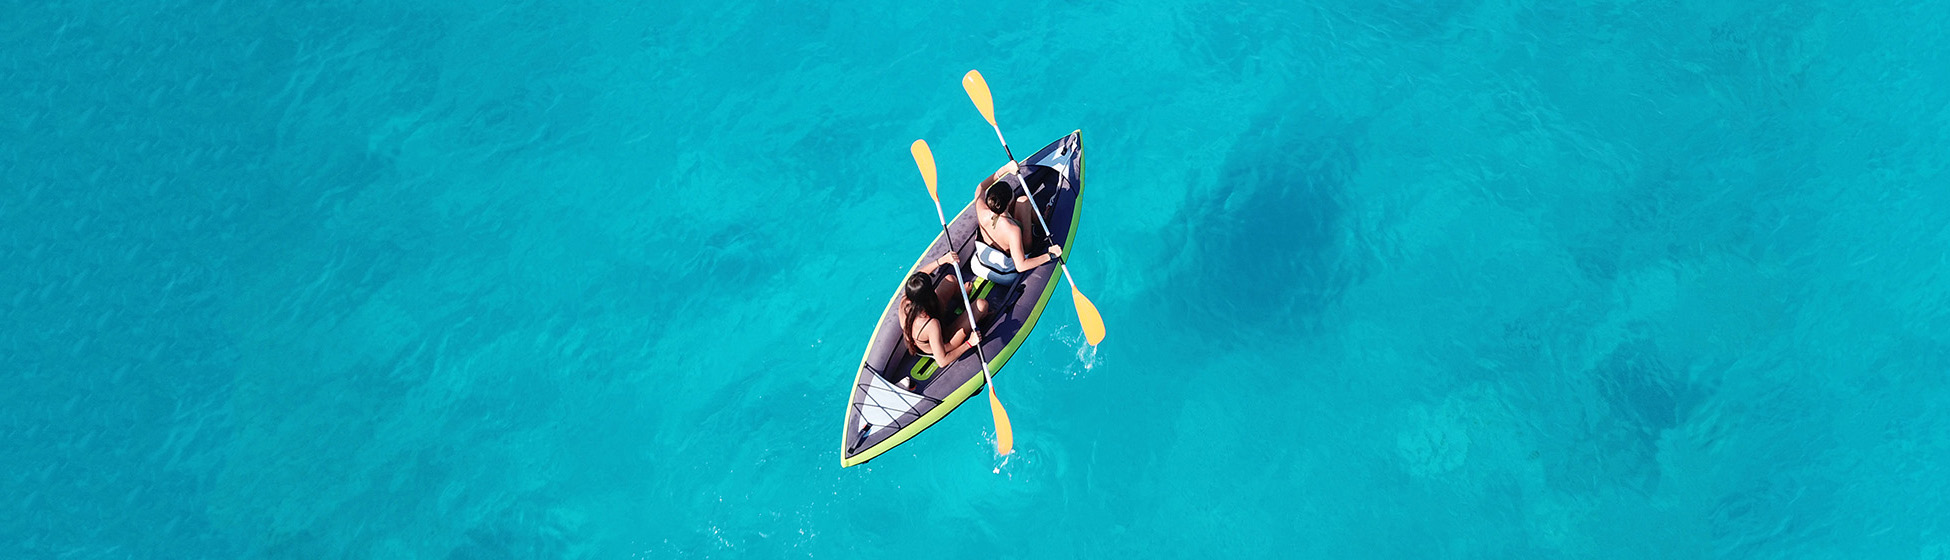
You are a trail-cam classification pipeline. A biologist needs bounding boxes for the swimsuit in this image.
[903,263,961,354]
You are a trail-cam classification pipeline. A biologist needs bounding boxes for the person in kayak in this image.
[972,162,1061,284]
[900,251,992,379]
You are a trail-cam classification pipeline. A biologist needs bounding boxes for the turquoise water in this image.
[7,0,1950,557]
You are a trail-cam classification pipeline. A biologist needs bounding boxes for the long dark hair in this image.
[902,271,944,348]
[983,180,1013,215]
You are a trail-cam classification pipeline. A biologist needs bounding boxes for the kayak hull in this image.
[840,131,1086,467]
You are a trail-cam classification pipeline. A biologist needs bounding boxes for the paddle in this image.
[962,69,1106,346]
[911,139,1015,459]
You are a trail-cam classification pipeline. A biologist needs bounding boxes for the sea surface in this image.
[6,0,1950,558]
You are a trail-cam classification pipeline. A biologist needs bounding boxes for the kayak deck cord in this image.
[851,376,942,450]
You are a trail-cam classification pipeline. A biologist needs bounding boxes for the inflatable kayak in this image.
[840,131,1086,467]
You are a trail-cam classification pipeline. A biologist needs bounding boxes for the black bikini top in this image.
[903,263,959,354]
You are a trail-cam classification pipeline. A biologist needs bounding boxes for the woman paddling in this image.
[971,161,1062,284]
[900,252,992,387]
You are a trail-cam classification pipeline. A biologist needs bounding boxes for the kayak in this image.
[840,131,1086,467]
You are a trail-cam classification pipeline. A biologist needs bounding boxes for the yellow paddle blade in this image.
[910,139,938,201]
[988,383,1014,456]
[962,70,998,128]
[1073,284,1105,346]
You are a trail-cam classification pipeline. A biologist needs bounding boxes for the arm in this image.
[991,161,1020,183]
[921,251,957,273]
[972,161,1023,200]
[924,319,975,365]
[1002,195,1061,269]
[1005,227,1060,271]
